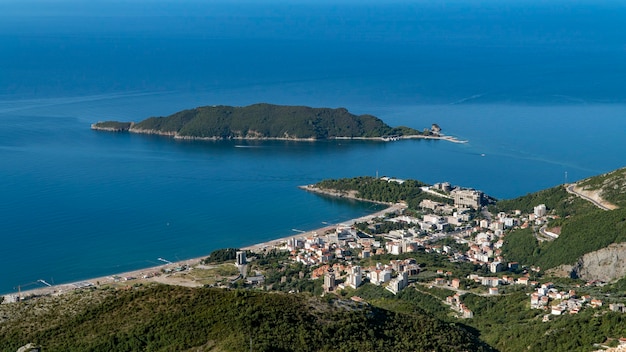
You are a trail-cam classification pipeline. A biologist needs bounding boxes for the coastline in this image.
[91,123,467,144]
[3,189,405,302]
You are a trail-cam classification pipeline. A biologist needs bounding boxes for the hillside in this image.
[500,167,626,275]
[92,103,428,140]
[0,284,494,352]
[315,170,626,277]
[575,167,626,208]
[310,176,452,209]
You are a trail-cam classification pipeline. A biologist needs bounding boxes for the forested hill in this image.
[0,284,495,352]
[92,103,427,140]
[498,166,626,275]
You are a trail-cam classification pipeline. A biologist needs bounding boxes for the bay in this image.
[1,0,626,294]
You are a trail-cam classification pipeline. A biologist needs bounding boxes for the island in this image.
[91,103,466,142]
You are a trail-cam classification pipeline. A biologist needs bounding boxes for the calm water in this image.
[1,0,625,294]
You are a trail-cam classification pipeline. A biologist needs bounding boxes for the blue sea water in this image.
[1,0,626,294]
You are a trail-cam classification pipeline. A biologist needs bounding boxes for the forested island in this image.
[91,103,460,141]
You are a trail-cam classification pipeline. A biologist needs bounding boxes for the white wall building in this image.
[348,266,362,289]
[534,204,547,217]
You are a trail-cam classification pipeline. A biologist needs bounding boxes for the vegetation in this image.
[315,176,452,209]
[577,167,626,207]
[497,171,626,269]
[350,284,451,321]
[202,248,241,264]
[502,208,626,269]
[462,292,626,352]
[99,103,427,140]
[535,207,626,269]
[0,285,495,352]
[91,121,132,131]
[492,185,596,217]
[501,227,541,266]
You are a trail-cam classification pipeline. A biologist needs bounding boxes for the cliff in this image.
[569,242,626,281]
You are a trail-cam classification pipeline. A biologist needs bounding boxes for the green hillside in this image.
[492,185,596,217]
[94,103,426,140]
[500,168,626,270]
[577,167,626,207]
[0,284,494,352]
[313,176,452,209]
[503,207,626,269]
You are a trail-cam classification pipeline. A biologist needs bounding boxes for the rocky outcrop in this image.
[128,127,177,137]
[569,242,626,281]
[16,343,40,352]
[90,122,133,132]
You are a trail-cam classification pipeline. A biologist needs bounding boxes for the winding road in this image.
[565,184,614,211]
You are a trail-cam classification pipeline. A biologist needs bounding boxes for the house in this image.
[609,303,626,313]
[369,269,391,285]
[462,307,474,319]
[434,278,447,286]
[489,261,503,273]
[551,306,565,315]
[591,299,603,308]
[481,277,500,287]
[386,271,408,295]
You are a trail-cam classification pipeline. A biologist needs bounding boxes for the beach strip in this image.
[3,196,404,301]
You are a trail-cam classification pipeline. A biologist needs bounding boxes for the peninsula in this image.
[91,103,466,142]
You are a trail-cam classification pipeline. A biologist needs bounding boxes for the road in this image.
[565,184,613,211]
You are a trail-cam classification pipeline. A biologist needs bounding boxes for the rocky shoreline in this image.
[91,122,467,143]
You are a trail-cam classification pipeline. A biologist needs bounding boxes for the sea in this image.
[1,0,625,294]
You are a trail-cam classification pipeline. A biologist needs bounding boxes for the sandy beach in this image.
[3,190,404,302]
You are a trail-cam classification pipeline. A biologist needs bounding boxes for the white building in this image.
[503,218,517,227]
[534,204,547,217]
[451,189,483,209]
[347,266,362,289]
[236,251,247,266]
[386,271,408,295]
[324,269,336,292]
[369,269,392,285]
[236,251,248,278]
[490,261,503,273]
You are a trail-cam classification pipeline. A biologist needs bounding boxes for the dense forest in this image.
[0,285,495,352]
[314,176,452,209]
[503,207,626,269]
[93,104,427,140]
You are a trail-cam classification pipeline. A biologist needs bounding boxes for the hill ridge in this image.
[92,103,433,141]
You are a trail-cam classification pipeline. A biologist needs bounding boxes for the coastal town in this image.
[235,179,623,323]
[4,175,626,351]
[5,177,625,322]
